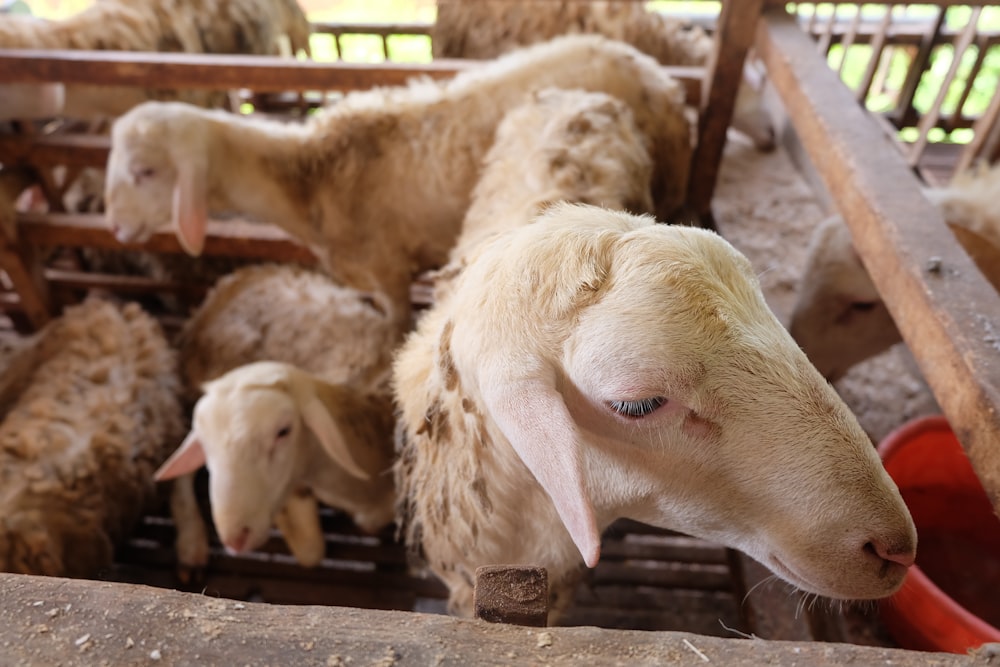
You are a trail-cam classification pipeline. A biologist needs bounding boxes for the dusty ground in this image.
[712,135,940,445]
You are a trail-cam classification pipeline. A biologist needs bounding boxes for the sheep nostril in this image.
[864,539,916,568]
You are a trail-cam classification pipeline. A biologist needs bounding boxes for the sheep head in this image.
[106,101,209,256]
[789,215,900,380]
[445,203,915,600]
[154,361,368,555]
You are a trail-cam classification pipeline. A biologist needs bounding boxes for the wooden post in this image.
[685,0,766,227]
[473,565,548,627]
[0,167,51,331]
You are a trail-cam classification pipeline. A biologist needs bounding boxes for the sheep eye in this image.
[132,167,155,183]
[276,425,292,439]
[609,397,666,418]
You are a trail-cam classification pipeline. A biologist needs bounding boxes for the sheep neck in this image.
[205,114,325,249]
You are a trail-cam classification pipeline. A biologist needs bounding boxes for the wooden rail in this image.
[0,49,703,105]
[758,8,1000,511]
[0,573,977,666]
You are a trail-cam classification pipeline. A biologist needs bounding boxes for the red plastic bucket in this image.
[877,415,1000,653]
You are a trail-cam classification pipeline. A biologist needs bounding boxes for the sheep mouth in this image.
[766,551,907,600]
[766,553,823,595]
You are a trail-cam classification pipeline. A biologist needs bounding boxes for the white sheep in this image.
[394,202,916,620]
[155,264,398,569]
[431,0,775,151]
[789,162,1000,381]
[0,0,312,119]
[0,297,184,576]
[447,87,654,265]
[104,34,693,322]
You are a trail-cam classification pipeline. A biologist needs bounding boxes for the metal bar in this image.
[955,83,1000,174]
[908,7,983,165]
[892,6,946,127]
[855,7,894,102]
[947,36,989,131]
[837,4,864,77]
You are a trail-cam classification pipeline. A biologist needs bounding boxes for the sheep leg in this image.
[169,473,210,582]
[273,490,326,567]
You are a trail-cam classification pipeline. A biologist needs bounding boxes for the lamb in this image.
[0,297,184,577]
[104,34,692,324]
[0,0,312,119]
[430,0,775,151]
[789,162,1000,381]
[154,264,398,570]
[393,202,916,620]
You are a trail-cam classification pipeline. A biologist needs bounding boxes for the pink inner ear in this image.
[483,376,601,568]
[154,431,207,481]
[172,161,208,256]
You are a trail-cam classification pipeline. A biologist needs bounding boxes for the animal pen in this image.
[0,1,997,664]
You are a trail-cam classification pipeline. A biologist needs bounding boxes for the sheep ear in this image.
[172,158,208,257]
[481,375,601,568]
[298,384,370,481]
[154,431,207,481]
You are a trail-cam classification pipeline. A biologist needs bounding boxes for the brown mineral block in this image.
[474,565,548,627]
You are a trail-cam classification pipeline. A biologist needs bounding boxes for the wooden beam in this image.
[686,0,765,222]
[0,133,109,169]
[16,212,318,264]
[0,49,466,91]
[0,573,979,666]
[0,50,702,104]
[757,9,1000,512]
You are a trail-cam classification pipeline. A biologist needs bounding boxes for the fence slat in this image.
[908,7,983,165]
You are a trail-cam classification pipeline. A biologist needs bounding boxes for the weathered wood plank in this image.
[0,573,977,666]
[757,10,1000,511]
[0,49,465,91]
[0,133,109,169]
[0,50,703,104]
[16,212,318,263]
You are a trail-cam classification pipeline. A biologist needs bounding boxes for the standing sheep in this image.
[394,203,916,620]
[789,162,1000,380]
[155,264,399,570]
[447,87,654,264]
[0,297,184,577]
[431,0,775,151]
[104,34,692,324]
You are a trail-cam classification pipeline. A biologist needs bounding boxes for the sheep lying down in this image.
[0,298,184,576]
[394,202,916,620]
[155,361,396,568]
[790,162,1000,381]
[156,264,398,569]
